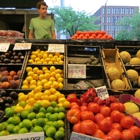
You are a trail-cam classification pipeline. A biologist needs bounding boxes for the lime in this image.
[57,120,64,127]
[51,121,59,129]
[58,127,64,132]
[46,121,53,126]
[7,124,15,133]
[21,110,29,119]
[50,101,58,108]
[54,130,65,139]
[19,101,26,108]
[12,116,21,125]
[46,126,56,137]
[43,124,50,131]
[33,126,44,132]
[0,123,6,131]
[46,106,54,114]
[0,130,9,136]
[46,113,51,119]
[36,112,45,118]
[7,117,14,124]
[19,122,23,128]
[5,109,14,118]
[13,125,21,133]
[22,119,32,129]
[39,107,46,114]
[45,137,54,140]
[44,118,48,123]
[58,106,65,113]
[33,102,41,112]
[36,118,45,127]
[31,118,37,126]
[5,107,12,113]
[53,107,59,113]
[57,112,65,120]
[48,114,57,121]
[27,112,36,120]
[18,127,28,134]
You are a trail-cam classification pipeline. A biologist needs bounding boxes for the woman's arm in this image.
[28,30,34,39]
[52,30,56,39]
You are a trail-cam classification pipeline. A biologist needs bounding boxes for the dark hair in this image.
[36,1,48,9]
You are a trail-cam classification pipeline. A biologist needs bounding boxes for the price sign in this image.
[95,86,109,100]
[0,132,44,140]
[68,64,86,78]
[48,44,64,53]
[0,43,10,52]
[13,43,32,50]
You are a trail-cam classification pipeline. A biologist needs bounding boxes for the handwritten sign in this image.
[0,132,44,140]
[48,44,64,53]
[0,43,10,52]
[13,43,32,50]
[68,64,86,78]
[95,86,109,100]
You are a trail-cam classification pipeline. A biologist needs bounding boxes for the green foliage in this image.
[115,10,140,40]
[48,6,99,37]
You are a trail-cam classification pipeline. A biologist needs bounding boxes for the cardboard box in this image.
[119,93,140,127]
[101,48,132,91]
[70,132,102,140]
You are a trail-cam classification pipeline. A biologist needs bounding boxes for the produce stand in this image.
[0,39,140,140]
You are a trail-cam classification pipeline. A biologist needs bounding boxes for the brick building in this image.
[93,6,139,38]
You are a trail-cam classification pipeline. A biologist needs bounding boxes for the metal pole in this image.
[104,0,108,31]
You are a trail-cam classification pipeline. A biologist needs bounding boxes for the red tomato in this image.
[70,102,79,107]
[88,102,100,114]
[80,120,96,135]
[108,129,122,140]
[80,105,88,112]
[103,135,115,140]
[66,109,81,124]
[92,129,105,139]
[94,113,105,124]
[129,125,140,139]
[111,123,122,132]
[70,104,80,110]
[121,129,135,140]
[110,102,125,112]
[120,116,134,129]
[98,117,113,133]
[73,122,81,133]
[110,110,124,123]
[100,106,111,117]
[80,111,94,121]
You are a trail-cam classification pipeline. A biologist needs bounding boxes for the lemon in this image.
[33,74,39,80]
[26,67,32,72]
[37,70,43,75]
[26,76,33,82]
[57,77,63,83]
[50,66,56,72]
[14,106,24,113]
[29,85,36,89]
[26,97,36,106]
[28,59,34,63]
[41,95,49,100]
[59,54,64,59]
[49,87,56,94]
[33,67,39,73]
[55,52,60,56]
[18,92,25,97]
[34,86,42,93]
[49,77,56,82]
[58,83,64,89]
[28,71,34,77]
[44,83,51,89]
[30,80,37,85]
[44,73,51,79]
[30,54,36,60]
[44,90,51,96]
[23,80,28,85]
[24,104,32,111]
[21,85,28,89]
[49,94,57,101]
[41,100,50,108]
[62,100,70,109]
[58,97,66,103]
[52,81,59,89]
[39,74,45,80]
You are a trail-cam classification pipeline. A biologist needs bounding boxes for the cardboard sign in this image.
[48,44,64,53]
[13,43,32,50]
[0,43,10,52]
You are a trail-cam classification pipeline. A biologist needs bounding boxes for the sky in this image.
[46,0,140,14]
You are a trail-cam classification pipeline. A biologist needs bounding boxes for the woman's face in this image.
[38,5,47,18]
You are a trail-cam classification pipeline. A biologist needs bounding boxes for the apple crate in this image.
[0,65,24,89]
[19,65,65,90]
[101,48,132,91]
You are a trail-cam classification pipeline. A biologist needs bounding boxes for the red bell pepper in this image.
[105,95,119,106]
[67,93,78,103]
[93,96,105,106]
[82,88,97,103]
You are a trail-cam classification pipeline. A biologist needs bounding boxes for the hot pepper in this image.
[82,88,97,103]
[67,93,78,103]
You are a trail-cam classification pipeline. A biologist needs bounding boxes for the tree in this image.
[115,10,140,40]
[48,6,99,37]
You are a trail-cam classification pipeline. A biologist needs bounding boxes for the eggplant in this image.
[5,96,13,104]
[9,91,18,100]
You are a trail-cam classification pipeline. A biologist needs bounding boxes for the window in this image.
[121,8,125,14]
[116,8,120,14]
[112,25,114,31]
[112,8,115,14]
[102,25,105,30]
[107,25,110,31]
[121,16,124,20]
[130,8,134,14]
[125,8,129,14]
[107,17,110,23]
[107,8,111,14]
[102,17,105,23]
[116,16,120,22]
[103,8,105,14]
[112,16,115,22]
